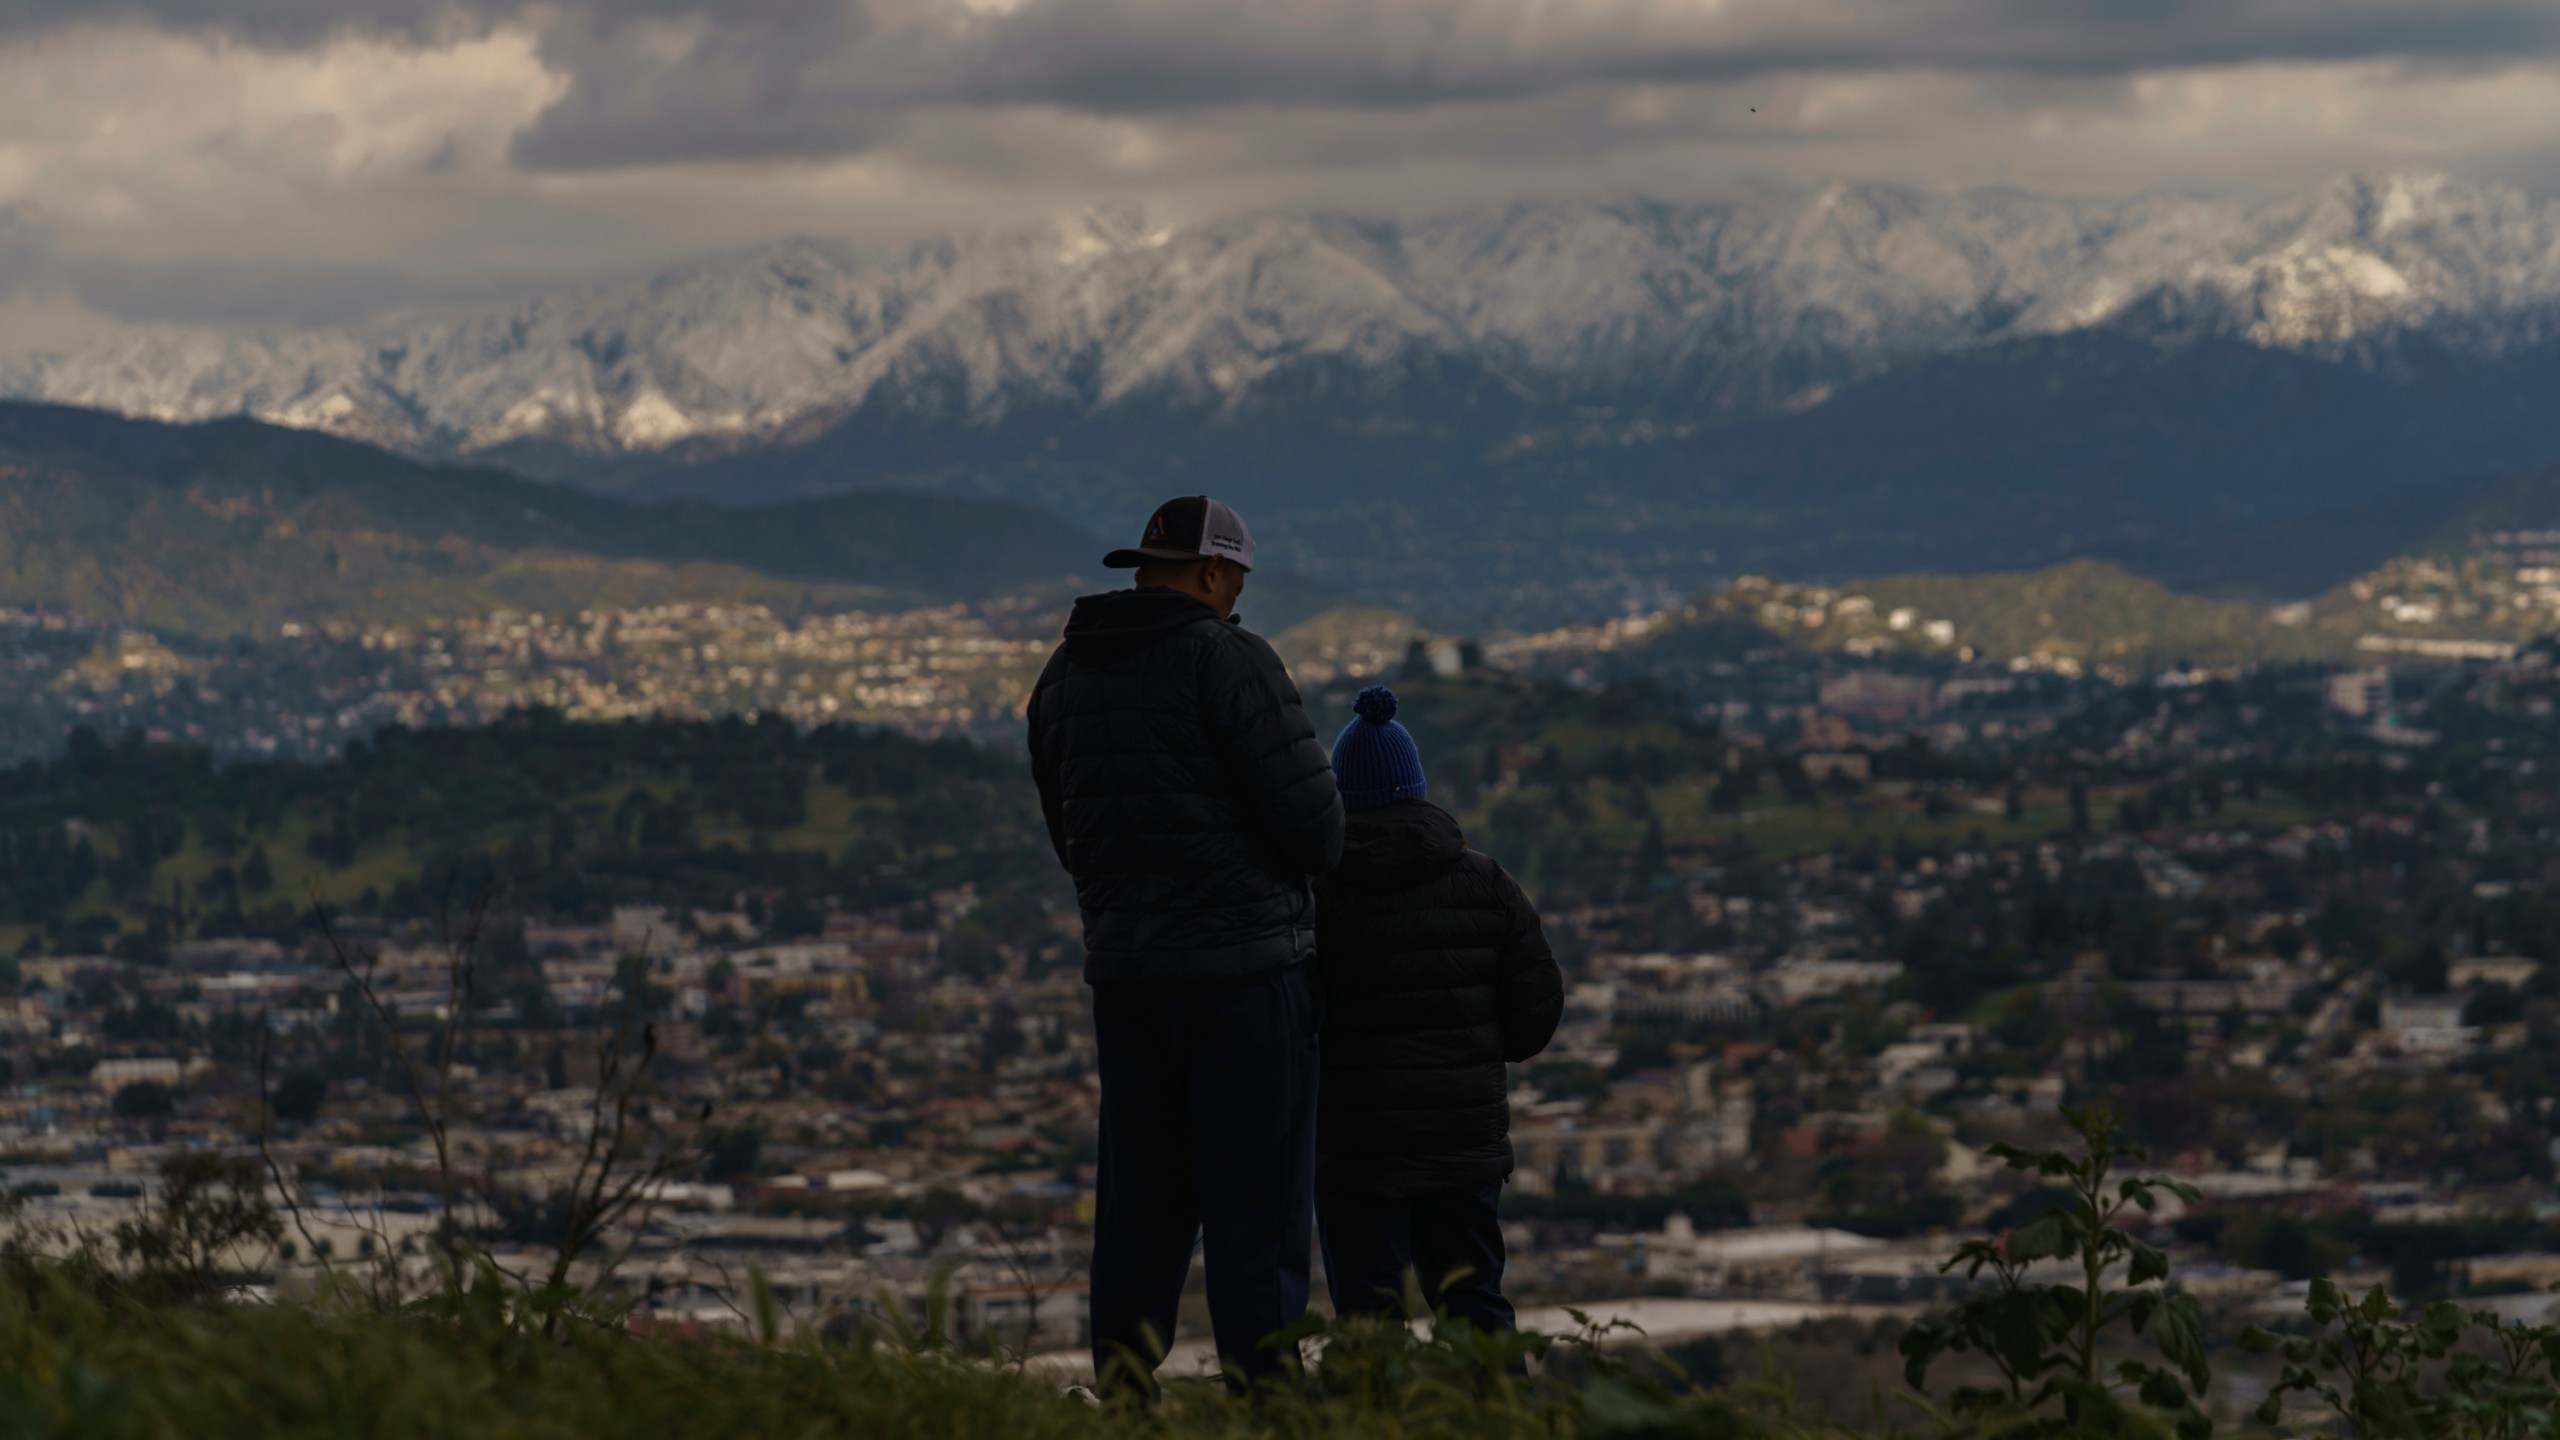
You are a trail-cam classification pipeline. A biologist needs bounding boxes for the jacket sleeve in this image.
[1205,628,1345,877]
[1491,864,1563,1063]
[1026,648,1070,871]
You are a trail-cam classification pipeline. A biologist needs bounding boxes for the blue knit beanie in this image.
[1332,686,1428,812]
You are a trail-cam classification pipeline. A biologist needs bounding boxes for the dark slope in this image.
[551,333,2560,627]
[0,404,1108,635]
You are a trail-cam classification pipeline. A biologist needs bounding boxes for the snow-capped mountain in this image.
[8,173,2560,463]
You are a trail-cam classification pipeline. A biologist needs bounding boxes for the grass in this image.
[0,1269,1815,1440]
[693,781,883,858]
[150,816,423,920]
[0,1278,1105,1440]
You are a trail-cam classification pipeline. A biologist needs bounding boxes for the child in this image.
[1313,685,1564,1330]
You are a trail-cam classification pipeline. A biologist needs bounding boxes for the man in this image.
[1026,495,1344,1393]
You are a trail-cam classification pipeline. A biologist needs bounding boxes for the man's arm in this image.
[1491,865,1563,1063]
[1026,650,1071,870]
[1205,629,1345,877]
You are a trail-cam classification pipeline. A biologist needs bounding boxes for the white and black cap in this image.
[1102,495,1256,572]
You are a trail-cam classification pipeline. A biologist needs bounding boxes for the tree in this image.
[239,845,274,895]
[907,1186,976,1256]
[112,1081,175,1120]
[110,1151,282,1304]
[1631,815,1667,895]
[269,1071,326,1127]
[2465,983,2525,1028]
[980,1194,1075,1359]
[702,1125,762,1182]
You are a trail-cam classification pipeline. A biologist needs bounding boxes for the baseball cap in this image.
[1102,495,1256,572]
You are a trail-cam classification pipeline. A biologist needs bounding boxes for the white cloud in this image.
[0,23,561,305]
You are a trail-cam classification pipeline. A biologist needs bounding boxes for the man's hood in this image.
[1333,800,1468,890]
[1061,588,1225,664]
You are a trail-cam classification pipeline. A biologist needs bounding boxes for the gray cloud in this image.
[0,0,462,45]
[8,1,2560,168]
[510,0,2560,168]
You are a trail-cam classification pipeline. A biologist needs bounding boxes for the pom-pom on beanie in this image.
[1332,685,1428,812]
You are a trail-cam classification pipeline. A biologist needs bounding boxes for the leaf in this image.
[2127,1237,2170,1287]
[1945,1384,2014,1416]
[2006,1213,2072,1263]
[2051,1377,2176,1439]
[2151,1293,2211,1393]
[1900,1315,1950,1390]
[2417,1301,2469,1351]
[2135,1367,2190,1412]
[2127,1292,2160,1333]
[2236,1325,2280,1355]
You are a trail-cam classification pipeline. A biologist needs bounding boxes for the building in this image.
[2380,995,2476,1054]
[2326,668,2390,718]
[1641,1218,1895,1298]
[89,1058,184,1094]
[1818,670,1936,726]
[2450,958,2541,990]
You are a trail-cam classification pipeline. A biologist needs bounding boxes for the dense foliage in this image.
[0,712,1063,961]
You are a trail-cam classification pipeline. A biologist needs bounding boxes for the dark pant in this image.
[1317,1180,1515,1332]
[1088,962,1319,1391]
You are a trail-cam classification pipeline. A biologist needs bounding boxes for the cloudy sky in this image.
[5,0,2560,337]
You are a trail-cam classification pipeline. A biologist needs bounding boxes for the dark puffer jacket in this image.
[1027,588,1344,985]
[1313,800,1563,1197]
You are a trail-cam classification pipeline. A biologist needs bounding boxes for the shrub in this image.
[112,1081,175,1120]
[1899,1104,2211,1438]
[2241,1281,2560,1439]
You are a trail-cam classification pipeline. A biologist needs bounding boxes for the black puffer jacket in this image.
[1313,800,1563,1197]
[1027,588,1344,985]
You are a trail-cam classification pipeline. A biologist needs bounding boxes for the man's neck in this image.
[1137,582,1225,618]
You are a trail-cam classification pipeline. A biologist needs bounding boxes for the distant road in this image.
[1027,1296,1907,1380]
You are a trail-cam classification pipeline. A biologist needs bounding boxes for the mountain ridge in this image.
[12,172,2560,469]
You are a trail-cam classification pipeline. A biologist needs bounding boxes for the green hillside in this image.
[1580,553,2558,680]
[1841,561,2334,669]
[0,404,1105,636]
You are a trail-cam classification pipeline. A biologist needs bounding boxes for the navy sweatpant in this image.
[1088,963,1319,1390]
[1318,1180,1516,1332]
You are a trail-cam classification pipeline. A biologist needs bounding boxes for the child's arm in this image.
[1491,865,1563,1062]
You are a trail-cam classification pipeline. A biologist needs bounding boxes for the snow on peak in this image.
[3,173,2557,458]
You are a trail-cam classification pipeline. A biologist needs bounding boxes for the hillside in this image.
[0,404,1106,637]
[1507,549,2560,685]
[1526,561,2321,681]
[580,330,2560,630]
